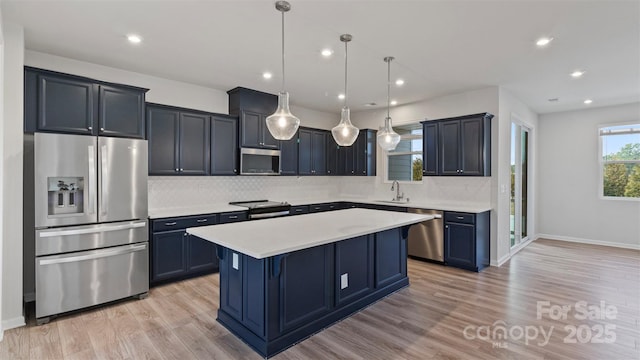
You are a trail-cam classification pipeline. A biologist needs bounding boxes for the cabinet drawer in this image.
[290,205,310,215]
[444,212,475,224]
[219,211,248,224]
[152,215,218,231]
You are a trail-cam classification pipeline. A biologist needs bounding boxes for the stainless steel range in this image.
[229,200,291,219]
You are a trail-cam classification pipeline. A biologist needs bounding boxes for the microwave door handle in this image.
[100,144,108,216]
[87,145,96,214]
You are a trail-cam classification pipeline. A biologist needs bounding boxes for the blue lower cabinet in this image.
[444,211,490,272]
[150,215,219,285]
[216,227,409,358]
[151,230,188,282]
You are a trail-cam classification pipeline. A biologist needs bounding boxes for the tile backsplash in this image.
[149,175,492,211]
[148,176,341,210]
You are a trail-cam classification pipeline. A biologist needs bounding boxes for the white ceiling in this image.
[3,0,639,114]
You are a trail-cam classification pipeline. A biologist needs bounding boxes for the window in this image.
[599,124,640,199]
[385,123,422,182]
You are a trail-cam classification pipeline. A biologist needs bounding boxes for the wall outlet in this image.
[340,273,348,289]
[232,253,239,270]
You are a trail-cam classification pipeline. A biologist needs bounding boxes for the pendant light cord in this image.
[344,40,348,108]
[281,10,285,92]
[386,59,391,119]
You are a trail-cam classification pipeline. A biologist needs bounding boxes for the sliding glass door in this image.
[511,122,530,247]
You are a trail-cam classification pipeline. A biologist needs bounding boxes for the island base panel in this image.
[213,227,409,358]
[217,277,409,358]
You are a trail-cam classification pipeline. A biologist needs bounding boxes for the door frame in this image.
[510,114,534,251]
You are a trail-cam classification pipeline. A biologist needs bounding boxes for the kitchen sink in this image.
[375,199,410,204]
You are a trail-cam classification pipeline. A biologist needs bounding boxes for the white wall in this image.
[348,87,502,263]
[24,51,341,131]
[0,6,5,342]
[25,50,229,114]
[498,88,539,262]
[537,103,640,249]
[1,21,25,331]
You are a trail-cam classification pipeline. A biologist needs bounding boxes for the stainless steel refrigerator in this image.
[33,132,148,324]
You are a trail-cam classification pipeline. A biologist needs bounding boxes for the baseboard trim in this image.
[490,253,511,267]
[2,316,26,331]
[538,234,640,250]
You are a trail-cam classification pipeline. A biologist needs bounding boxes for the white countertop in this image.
[149,204,246,218]
[150,197,491,219]
[187,208,434,259]
[288,197,493,213]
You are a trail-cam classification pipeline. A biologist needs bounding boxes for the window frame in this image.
[598,121,640,201]
[383,125,423,184]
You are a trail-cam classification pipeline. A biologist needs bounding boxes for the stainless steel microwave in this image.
[240,148,281,175]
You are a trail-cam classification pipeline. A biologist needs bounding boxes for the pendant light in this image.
[265,0,300,140]
[377,56,401,151]
[331,34,359,146]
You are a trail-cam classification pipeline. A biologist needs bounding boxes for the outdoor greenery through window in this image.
[386,123,422,182]
[600,124,640,198]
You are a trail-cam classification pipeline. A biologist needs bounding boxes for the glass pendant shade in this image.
[377,117,401,151]
[266,1,300,141]
[265,92,300,140]
[331,107,359,146]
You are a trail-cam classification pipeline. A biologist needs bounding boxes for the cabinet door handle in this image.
[456,216,464,220]
[295,209,303,212]
[445,225,449,229]
[165,222,177,226]
[180,168,184,172]
[183,233,188,237]
[175,168,179,172]
[228,215,238,219]
[196,219,208,223]
[88,126,93,131]
[100,127,105,131]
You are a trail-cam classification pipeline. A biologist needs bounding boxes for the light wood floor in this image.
[1,239,639,360]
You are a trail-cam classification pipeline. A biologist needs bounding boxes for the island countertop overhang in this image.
[186,208,434,259]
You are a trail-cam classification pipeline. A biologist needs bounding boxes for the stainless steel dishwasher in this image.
[408,208,444,262]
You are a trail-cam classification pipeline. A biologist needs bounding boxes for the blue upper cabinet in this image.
[211,114,239,175]
[98,85,145,138]
[227,87,279,149]
[24,67,147,138]
[146,103,210,176]
[422,112,492,177]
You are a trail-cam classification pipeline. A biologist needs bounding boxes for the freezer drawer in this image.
[35,220,148,256]
[36,242,149,319]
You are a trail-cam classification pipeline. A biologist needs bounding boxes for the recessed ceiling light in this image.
[127,34,142,44]
[321,49,333,57]
[571,70,585,78]
[390,100,398,106]
[584,99,593,104]
[536,37,553,47]
[262,72,273,79]
[395,79,405,86]
[338,93,345,100]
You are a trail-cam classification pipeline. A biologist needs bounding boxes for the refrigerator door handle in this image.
[100,144,108,216]
[38,221,146,238]
[87,145,96,214]
[38,243,147,266]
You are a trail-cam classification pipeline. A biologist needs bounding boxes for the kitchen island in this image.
[187,208,433,358]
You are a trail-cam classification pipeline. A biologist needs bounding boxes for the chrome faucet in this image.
[391,180,404,201]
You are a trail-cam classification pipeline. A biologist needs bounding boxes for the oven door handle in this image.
[38,221,146,238]
[250,210,290,219]
[38,243,147,266]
